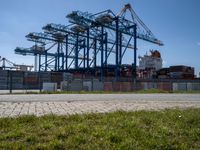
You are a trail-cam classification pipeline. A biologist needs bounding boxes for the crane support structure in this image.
[0,56,33,71]
[15,3,163,79]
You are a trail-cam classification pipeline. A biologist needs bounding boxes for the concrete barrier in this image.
[93,80,104,91]
[60,81,70,91]
[191,83,200,90]
[70,79,82,91]
[173,82,200,91]
[43,83,57,92]
[83,81,92,91]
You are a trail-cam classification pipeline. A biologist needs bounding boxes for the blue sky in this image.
[0,0,200,76]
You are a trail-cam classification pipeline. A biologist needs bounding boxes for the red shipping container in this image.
[120,82,131,92]
[104,82,113,91]
[157,82,172,91]
[113,82,121,91]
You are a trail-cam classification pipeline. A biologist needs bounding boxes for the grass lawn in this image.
[23,89,200,94]
[2,88,200,95]
[0,109,200,149]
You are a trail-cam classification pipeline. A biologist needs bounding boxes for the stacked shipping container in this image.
[0,70,199,92]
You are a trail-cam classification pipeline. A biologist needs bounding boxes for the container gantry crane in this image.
[42,23,133,68]
[0,56,33,71]
[66,3,163,79]
[15,3,163,80]
[15,32,89,71]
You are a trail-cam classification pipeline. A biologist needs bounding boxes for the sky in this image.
[0,0,200,76]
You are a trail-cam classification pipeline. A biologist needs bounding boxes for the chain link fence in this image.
[0,70,200,94]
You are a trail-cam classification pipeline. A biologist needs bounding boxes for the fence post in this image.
[91,77,94,92]
[9,71,12,94]
[23,71,27,93]
[81,74,84,91]
[38,72,42,92]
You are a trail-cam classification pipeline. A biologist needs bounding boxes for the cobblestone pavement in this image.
[0,94,200,117]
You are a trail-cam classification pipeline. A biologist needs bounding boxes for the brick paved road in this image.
[0,94,200,117]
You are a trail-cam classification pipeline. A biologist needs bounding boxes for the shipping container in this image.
[113,82,121,91]
[122,82,132,92]
[104,82,113,91]
[157,82,172,91]
[0,70,9,76]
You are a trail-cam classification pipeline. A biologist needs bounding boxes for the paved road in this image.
[0,94,200,117]
[0,94,200,102]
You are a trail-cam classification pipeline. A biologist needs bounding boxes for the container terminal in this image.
[0,4,199,92]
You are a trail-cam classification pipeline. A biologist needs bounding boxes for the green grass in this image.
[0,109,200,149]
[24,89,200,94]
[1,88,200,95]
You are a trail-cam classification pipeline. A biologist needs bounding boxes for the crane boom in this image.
[67,3,163,46]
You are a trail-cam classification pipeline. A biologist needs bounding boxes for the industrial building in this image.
[0,4,199,92]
